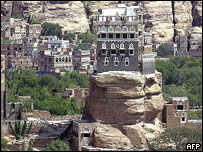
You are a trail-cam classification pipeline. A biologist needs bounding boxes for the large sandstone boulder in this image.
[83,71,164,150]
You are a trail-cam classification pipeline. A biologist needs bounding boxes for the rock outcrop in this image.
[1,1,202,44]
[83,71,164,150]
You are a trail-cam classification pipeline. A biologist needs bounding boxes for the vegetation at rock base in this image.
[5,68,88,115]
[63,33,75,43]
[78,32,97,43]
[155,56,202,107]
[155,45,172,57]
[47,139,70,151]
[9,120,32,140]
[73,44,89,51]
[27,141,33,151]
[148,128,202,151]
[41,22,62,38]
[188,110,202,120]
[30,20,41,25]
[1,136,8,151]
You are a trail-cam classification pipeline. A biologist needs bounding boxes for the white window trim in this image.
[129,50,134,56]
[111,43,115,49]
[181,117,186,123]
[113,57,119,66]
[101,49,107,56]
[120,50,125,56]
[103,57,109,66]
[111,50,116,56]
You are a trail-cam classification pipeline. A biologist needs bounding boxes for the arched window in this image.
[103,57,109,66]
[19,59,23,65]
[102,43,106,49]
[125,57,129,66]
[111,43,115,49]
[65,57,68,62]
[115,26,121,32]
[101,26,107,32]
[108,26,114,32]
[130,27,135,32]
[129,43,134,49]
[114,57,119,66]
[122,26,128,32]
[120,43,125,49]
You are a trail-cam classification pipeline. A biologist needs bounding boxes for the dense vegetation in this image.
[73,44,89,51]
[63,33,75,43]
[1,136,8,151]
[155,45,172,57]
[188,110,202,120]
[155,56,202,107]
[41,22,62,38]
[148,128,202,151]
[78,32,97,43]
[47,139,70,151]
[30,20,41,25]
[5,68,89,115]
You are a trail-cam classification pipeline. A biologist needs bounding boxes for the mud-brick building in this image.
[162,97,202,131]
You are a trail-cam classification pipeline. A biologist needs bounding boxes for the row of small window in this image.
[98,25,142,33]
[98,15,142,22]
[11,60,30,65]
[47,57,72,63]
[101,49,134,56]
[102,43,134,49]
[103,57,130,66]
[29,30,41,33]
[99,32,142,39]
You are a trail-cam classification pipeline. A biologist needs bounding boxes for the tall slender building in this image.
[96,3,154,74]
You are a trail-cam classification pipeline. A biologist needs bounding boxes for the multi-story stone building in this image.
[26,24,42,43]
[189,37,202,57]
[162,97,202,131]
[96,3,154,74]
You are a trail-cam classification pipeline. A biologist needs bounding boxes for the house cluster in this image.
[1,16,96,74]
[153,32,202,57]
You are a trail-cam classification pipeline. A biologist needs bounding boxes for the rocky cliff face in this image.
[83,71,164,150]
[1,1,202,43]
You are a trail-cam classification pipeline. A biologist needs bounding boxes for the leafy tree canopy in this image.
[41,22,62,38]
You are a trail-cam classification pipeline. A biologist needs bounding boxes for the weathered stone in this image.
[93,123,133,150]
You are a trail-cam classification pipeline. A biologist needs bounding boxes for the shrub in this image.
[30,20,41,25]
[47,139,70,151]
[1,136,8,151]
[148,128,202,151]
[41,22,62,38]
[155,45,172,57]
[63,33,75,43]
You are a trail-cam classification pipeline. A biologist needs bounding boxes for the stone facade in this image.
[96,3,154,73]
[162,97,202,131]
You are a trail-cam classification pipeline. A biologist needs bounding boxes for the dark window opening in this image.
[114,61,119,66]
[129,50,134,55]
[139,31,141,36]
[101,34,106,38]
[120,50,125,55]
[139,15,141,21]
[123,34,127,39]
[116,34,120,39]
[130,34,134,38]
[7,46,10,51]
[177,105,184,110]
[101,49,107,55]
[98,34,100,38]
[181,117,185,122]
[125,61,129,66]
[83,133,90,137]
[109,34,113,39]
[111,50,116,55]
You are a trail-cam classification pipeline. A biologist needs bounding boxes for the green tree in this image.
[148,128,202,151]
[73,44,89,51]
[41,22,62,38]
[63,33,75,43]
[79,32,97,43]
[155,45,172,57]
[47,139,70,151]
[188,110,202,120]
[1,136,8,151]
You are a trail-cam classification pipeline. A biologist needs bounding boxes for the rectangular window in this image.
[111,50,116,55]
[116,34,120,39]
[56,58,58,62]
[120,50,125,55]
[114,61,119,66]
[109,34,113,39]
[177,105,184,110]
[181,117,186,123]
[130,34,134,38]
[129,50,134,55]
[101,33,106,38]
[123,34,127,39]
[7,46,10,51]
[101,49,107,55]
